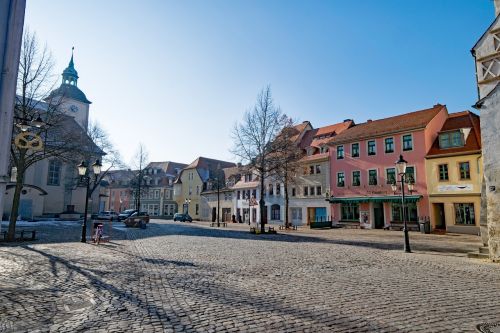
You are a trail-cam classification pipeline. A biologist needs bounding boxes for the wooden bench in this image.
[1,230,37,241]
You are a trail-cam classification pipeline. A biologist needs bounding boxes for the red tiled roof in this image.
[300,152,329,162]
[299,120,354,149]
[327,104,447,145]
[427,111,481,157]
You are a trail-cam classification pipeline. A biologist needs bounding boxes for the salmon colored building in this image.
[326,104,448,229]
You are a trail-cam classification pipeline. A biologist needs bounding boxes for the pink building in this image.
[327,104,448,229]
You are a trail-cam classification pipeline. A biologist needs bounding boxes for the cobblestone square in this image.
[1,220,499,332]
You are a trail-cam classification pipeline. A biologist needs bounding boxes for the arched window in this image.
[271,204,280,220]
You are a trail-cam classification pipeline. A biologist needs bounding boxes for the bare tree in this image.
[231,85,289,233]
[130,144,149,211]
[270,121,303,229]
[7,30,81,240]
[83,121,125,197]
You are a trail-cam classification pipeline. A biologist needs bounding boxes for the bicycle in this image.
[93,223,104,245]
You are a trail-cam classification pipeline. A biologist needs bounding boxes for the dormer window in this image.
[439,131,464,149]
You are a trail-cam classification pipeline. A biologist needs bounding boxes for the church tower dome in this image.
[48,47,91,104]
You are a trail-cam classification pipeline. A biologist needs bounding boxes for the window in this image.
[47,160,62,185]
[291,207,302,221]
[315,165,321,174]
[271,204,280,220]
[439,131,464,149]
[367,140,376,155]
[386,168,396,184]
[438,164,449,181]
[196,186,200,195]
[384,137,394,153]
[459,162,470,180]
[392,202,418,222]
[337,172,345,187]
[292,187,296,197]
[368,170,377,185]
[351,143,360,158]
[195,204,199,215]
[341,203,359,221]
[310,186,315,196]
[304,187,308,196]
[154,190,160,199]
[268,184,274,196]
[237,191,241,199]
[454,203,475,225]
[252,189,256,199]
[403,134,413,151]
[188,186,192,195]
[309,165,315,175]
[316,186,322,196]
[337,146,344,159]
[352,171,360,186]
[405,166,415,183]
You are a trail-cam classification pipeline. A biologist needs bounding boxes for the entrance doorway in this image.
[373,203,384,229]
[433,203,446,229]
[211,207,216,222]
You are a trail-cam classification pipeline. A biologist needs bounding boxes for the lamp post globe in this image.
[78,161,87,176]
[395,154,408,175]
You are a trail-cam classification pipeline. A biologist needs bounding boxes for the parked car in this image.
[128,211,150,223]
[96,211,119,221]
[173,213,192,222]
[118,209,137,221]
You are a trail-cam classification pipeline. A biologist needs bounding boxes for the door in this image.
[315,207,327,222]
[211,207,216,222]
[373,203,384,229]
[19,199,33,220]
[434,203,446,229]
[307,207,316,224]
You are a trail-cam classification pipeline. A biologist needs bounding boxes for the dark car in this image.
[118,209,137,221]
[128,211,150,223]
[173,213,192,222]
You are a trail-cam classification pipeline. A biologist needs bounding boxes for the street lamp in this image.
[393,154,412,253]
[78,159,102,243]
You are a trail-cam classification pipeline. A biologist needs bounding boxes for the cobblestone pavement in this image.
[0,220,499,332]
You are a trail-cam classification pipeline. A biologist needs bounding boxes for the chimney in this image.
[495,0,500,17]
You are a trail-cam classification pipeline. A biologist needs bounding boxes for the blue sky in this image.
[25,0,494,166]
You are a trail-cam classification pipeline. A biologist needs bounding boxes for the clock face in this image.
[69,105,79,112]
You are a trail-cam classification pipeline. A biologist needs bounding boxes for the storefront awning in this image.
[327,195,422,204]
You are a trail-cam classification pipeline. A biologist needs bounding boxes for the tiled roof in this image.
[185,156,235,170]
[427,111,481,157]
[147,161,188,175]
[299,121,354,149]
[327,104,446,145]
[299,153,329,162]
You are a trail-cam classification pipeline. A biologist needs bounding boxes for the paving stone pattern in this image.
[0,220,499,332]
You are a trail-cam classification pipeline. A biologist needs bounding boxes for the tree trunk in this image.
[8,161,25,241]
[259,168,265,234]
[284,180,289,229]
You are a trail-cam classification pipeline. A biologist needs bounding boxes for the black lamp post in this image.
[392,154,412,253]
[78,159,102,243]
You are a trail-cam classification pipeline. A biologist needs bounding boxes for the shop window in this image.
[341,203,359,221]
[391,202,418,222]
[454,203,475,225]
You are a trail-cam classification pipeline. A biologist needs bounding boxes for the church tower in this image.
[48,48,91,130]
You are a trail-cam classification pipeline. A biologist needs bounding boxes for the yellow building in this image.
[425,111,482,234]
[173,157,235,220]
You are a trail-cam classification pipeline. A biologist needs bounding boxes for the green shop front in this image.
[328,195,423,229]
